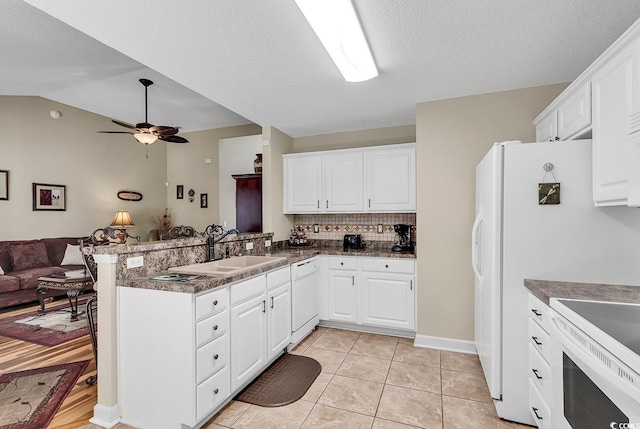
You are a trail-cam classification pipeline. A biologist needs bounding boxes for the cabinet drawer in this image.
[196,288,228,321]
[528,318,551,363]
[230,275,266,306]
[528,294,550,333]
[528,378,551,429]
[197,333,229,384]
[327,256,358,270]
[196,366,230,420]
[196,310,229,348]
[360,258,415,274]
[267,266,290,291]
[528,343,552,400]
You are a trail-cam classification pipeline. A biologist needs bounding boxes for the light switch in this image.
[127,256,144,269]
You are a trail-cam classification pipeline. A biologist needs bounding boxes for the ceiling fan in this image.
[98,78,189,146]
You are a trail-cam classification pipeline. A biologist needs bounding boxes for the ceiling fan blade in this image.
[149,125,179,136]
[98,130,135,134]
[112,119,137,130]
[159,135,189,143]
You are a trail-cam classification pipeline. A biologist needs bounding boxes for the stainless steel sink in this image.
[169,255,286,276]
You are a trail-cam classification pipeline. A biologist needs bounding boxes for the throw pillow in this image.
[60,244,84,266]
[9,241,50,271]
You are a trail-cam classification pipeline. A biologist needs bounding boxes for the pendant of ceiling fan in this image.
[98,78,189,145]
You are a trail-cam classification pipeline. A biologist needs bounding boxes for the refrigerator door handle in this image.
[472,209,483,281]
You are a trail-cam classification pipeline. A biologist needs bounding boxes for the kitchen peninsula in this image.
[86,233,415,429]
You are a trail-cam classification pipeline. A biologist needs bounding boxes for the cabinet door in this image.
[284,155,322,213]
[267,282,291,362]
[557,82,591,140]
[323,152,363,212]
[592,41,636,206]
[365,146,416,212]
[360,272,415,330]
[230,294,267,392]
[328,269,357,322]
[535,112,558,142]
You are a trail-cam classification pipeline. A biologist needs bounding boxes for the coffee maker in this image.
[392,224,414,252]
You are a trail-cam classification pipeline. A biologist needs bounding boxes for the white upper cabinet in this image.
[534,82,591,142]
[284,154,322,212]
[592,39,638,206]
[365,146,416,212]
[324,152,364,212]
[283,143,416,214]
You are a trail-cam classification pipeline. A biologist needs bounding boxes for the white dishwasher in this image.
[290,257,319,345]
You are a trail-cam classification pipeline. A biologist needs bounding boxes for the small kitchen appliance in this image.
[391,224,413,252]
[343,234,364,251]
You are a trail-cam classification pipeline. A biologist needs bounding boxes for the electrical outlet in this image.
[377,224,384,234]
[245,242,254,250]
[313,224,319,233]
[127,256,143,269]
[223,221,227,227]
[265,240,271,247]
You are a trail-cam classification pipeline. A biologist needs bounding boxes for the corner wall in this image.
[415,83,568,341]
[262,126,294,242]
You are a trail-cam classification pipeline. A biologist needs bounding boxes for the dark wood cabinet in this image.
[232,173,262,233]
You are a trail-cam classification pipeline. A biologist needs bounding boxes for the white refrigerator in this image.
[472,139,640,425]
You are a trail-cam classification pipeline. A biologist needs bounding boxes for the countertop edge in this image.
[524,279,640,306]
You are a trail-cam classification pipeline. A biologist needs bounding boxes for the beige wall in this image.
[169,124,261,233]
[415,83,568,341]
[0,96,169,241]
[293,125,416,153]
[262,126,294,241]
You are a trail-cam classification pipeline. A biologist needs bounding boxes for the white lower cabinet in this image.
[118,286,230,429]
[118,266,291,429]
[527,293,552,429]
[327,257,358,323]
[230,267,290,392]
[322,256,416,332]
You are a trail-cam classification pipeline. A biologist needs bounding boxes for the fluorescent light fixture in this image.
[295,0,378,82]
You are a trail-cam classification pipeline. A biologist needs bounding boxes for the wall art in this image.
[33,183,66,211]
[117,190,143,201]
[0,170,8,200]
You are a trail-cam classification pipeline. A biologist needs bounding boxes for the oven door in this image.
[550,310,640,429]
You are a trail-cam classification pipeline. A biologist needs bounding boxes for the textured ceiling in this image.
[4,1,640,137]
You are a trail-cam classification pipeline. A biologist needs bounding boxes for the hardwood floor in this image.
[0,299,97,429]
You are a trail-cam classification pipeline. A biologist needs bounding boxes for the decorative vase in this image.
[254,153,263,173]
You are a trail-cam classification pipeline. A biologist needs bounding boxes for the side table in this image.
[37,275,94,321]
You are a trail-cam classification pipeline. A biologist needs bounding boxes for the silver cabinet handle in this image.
[326,200,328,208]
[531,336,542,346]
[270,296,274,309]
[214,388,219,395]
[213,325,219,331]
[531,368,542,380]
[262,300,266,313]
[368,198,371,207]
[212,300,218,307]
[531,309,542,317]
[317,200,320,208]
[532,407,543,420]
[213,354,219,360]
[410,280,413,290]
[352,276,355,285]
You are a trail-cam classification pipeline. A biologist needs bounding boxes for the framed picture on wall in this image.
[33,183,66,211]
[177,185,184,199]
[0,170,8,200]
[200,193,208,208]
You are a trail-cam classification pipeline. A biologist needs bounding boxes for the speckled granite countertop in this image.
[524,279,640,306]
[124,246,415,294]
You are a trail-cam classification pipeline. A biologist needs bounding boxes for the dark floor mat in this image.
[237,353,322,407]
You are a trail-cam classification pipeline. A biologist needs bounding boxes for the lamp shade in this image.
[110,210,135,228]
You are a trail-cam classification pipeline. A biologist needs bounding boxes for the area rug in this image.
[0,299,91,346]
[237,354,321,407]
[0,360,89,429]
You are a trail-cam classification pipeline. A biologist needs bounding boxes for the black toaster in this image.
[343,234,364,251]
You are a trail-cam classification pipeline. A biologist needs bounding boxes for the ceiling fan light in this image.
[134,133,158,145]
[295,0,378,82]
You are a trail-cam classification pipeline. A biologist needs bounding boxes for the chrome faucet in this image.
[202,224,239,261]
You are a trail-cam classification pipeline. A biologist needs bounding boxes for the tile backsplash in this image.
[293,213,416,243]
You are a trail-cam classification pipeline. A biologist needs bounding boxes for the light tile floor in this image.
[79,327,534,429]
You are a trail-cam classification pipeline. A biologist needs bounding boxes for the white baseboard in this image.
[90,404,121,428]
[413,334,477,354]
